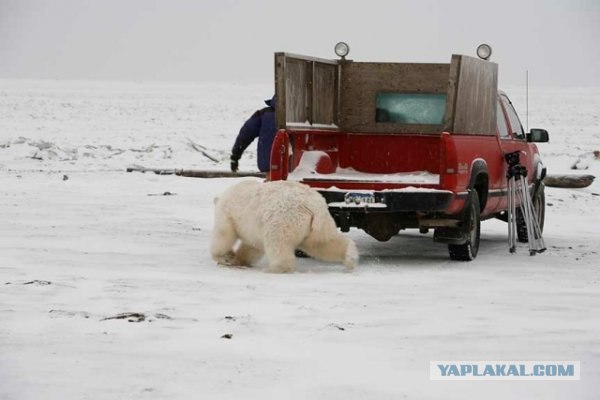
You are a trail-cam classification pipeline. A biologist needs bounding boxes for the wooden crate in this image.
[274,52,498,135]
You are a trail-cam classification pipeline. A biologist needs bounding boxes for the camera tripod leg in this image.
[504,150,545,255]
[517,178,546,255]
[507,177,517,253]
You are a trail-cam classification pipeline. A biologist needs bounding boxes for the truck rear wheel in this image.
[448,191,481,261]
[517,183,545,243]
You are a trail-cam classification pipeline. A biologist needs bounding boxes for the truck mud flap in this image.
[433,226,467,245]
[433,189,476,245]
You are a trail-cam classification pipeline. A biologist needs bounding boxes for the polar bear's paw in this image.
[215,250,237,267]
[266,259,295,274]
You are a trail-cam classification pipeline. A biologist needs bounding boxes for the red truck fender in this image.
[269,129,289,181]
[467,159,490,212]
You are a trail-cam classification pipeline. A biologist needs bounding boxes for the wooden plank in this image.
[336,61,343,126]
[307,60,314,124]
[277,52,339,65]
[285,58,309,123]
[452,55,498,135]
[443,55,461,131]
[313,62,337,125]
[339,62,450,133]
[274,53,287,129]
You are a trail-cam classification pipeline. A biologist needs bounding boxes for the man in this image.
[229,95,307,259]
[230,95,276,173]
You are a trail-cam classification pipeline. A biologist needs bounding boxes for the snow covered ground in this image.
[1,79,599,399]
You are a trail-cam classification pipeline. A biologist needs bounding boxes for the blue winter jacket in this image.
[231,96,276,172]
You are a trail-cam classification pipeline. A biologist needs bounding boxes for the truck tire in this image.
[448,191,481,261]
[517,183,545,243]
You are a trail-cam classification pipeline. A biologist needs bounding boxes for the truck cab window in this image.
[497,101,510,138]
[375,93,446,124]
[501,95,525,140]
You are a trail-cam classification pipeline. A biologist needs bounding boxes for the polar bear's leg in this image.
[234,242,263,267]
[301,235,358,270]
[264,241,296,273]
[260,208,312,273]
[262,219,308,273]
[211,213,238,266]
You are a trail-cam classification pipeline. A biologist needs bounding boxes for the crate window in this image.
[375,93,446,125]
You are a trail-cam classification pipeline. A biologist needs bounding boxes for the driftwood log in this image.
[126,167,266,179]
[543,174,595,189]
[176,169,266,178]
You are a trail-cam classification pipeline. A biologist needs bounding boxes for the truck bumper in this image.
[317,189,457,241]
[318,189,454,212]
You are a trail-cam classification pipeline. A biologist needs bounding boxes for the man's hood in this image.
[264,95,276,109]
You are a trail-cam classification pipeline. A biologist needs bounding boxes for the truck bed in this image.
[287,130,441,180]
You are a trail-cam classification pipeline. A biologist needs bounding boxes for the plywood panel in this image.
[451,55,498,135]
[285,58,309,123]
[442,55,461,132]
[274,53,287,129]
[340,62,450,133]
[274,53,340,129]
[313,63,337,125]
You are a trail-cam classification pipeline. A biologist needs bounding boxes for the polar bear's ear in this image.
[213,196,219,205]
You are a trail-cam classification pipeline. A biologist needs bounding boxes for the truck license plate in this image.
[344,192,375,205]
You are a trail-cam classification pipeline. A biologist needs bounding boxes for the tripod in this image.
[505,151,546,255]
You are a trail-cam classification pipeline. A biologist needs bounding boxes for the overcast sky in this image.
[1,0,598,87]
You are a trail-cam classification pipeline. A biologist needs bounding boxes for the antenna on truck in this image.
[526,70,529,132]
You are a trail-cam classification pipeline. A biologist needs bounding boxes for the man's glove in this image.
[230,155,239,172]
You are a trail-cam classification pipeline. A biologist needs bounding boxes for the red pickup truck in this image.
[269,45,549,261]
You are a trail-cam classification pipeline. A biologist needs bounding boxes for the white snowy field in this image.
[1,79,599,399]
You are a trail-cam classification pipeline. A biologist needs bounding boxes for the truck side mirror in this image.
[527,128,549,143]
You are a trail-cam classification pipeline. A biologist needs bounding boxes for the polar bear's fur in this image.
[211,180,358,273]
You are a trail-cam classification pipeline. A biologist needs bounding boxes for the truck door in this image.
[497,94,532,210]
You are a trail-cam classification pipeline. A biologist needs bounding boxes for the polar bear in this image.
[211,180,358,273]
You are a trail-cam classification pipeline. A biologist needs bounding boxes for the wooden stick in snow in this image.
[176,170,266,178]
[126,166,265,178]
[543,174,595,188]
[186,137,220,163]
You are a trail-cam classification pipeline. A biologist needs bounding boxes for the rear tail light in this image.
[440,132,458,188]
